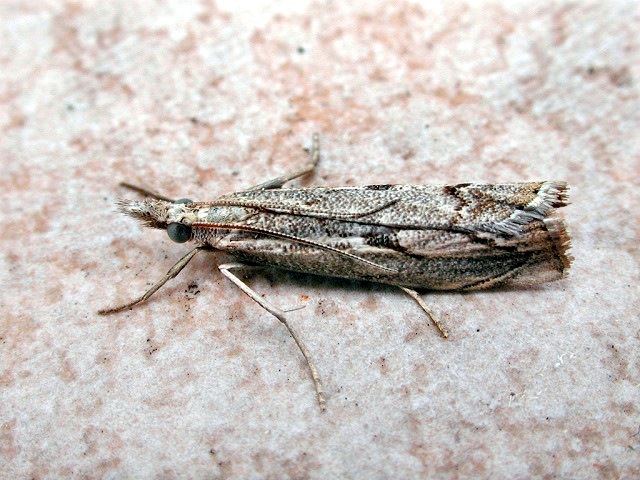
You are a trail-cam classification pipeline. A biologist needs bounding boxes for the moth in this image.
[99,134,572,411]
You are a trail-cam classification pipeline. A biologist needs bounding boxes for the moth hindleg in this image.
[397,286,449,338]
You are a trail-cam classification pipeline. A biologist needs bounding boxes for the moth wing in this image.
[216,182,568,234]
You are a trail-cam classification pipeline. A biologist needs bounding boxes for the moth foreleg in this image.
[218,262,326,412]
[397,286,449,338]
[247,133,320,191]
[98,247,208,314]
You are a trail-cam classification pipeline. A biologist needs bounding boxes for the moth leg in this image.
[247,133,320,191]
[398,286,449,338]
[218,262,326,412]
[98,247,208,314]
[118,182,176,202]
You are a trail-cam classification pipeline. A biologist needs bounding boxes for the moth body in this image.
[119,181,571,291]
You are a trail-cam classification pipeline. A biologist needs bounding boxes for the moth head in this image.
[116,198,197,243]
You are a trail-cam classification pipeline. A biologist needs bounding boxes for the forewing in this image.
[214,182,568,235]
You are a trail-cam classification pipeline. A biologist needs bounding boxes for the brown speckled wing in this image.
[191,182,571,291]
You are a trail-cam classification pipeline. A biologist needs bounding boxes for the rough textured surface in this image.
[1,1,638,478]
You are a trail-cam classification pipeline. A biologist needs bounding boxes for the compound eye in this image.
[167,223,192,243]
[175,198,193,204]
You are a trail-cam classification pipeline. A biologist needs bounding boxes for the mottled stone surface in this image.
[1,1,638,478]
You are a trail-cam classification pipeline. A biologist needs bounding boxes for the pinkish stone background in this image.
[1,1,639,478]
